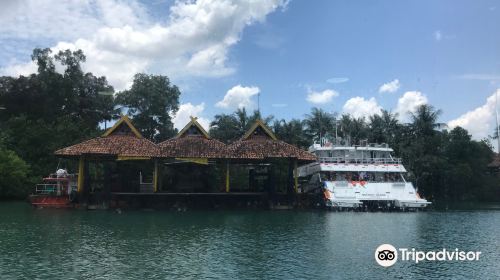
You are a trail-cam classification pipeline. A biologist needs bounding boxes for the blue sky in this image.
[1,0,499,143]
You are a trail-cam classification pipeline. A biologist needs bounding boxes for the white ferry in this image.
[298,139,430,210]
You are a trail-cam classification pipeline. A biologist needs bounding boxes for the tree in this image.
[0,47,116,191]
[273,119,309,148]
[209,113,240,143]
[368,110,400,146]
[209,108,273,143]
[115,73,180,142]
[0,144,32,199]
[303,108,334,142]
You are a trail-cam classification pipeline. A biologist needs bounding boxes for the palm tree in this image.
[273,119,308,148]
[369,110,400,144]
[303,108,334,142]
[209,113,240,143]
[411,104,441,137]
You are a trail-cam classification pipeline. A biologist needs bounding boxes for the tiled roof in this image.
[54,135,160,157]
[158,117,227,158]
[159,135,227,158]
[54,115,160,158]
[226,136,317,161]
[55,117,316,162]
[226,120,316,162]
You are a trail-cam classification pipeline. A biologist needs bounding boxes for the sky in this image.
[1,0,500,147]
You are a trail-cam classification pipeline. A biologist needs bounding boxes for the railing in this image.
[318,157,402,164]
[35,184,58,194]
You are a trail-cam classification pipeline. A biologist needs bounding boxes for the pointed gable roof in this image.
[159,116,227,159]
[241,119,277,140]
[102,115,143,138]
[175,116,210,139]
[55,115,159,158]
[226,119,316,162]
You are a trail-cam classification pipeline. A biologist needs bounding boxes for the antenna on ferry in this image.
[496,91,500,153]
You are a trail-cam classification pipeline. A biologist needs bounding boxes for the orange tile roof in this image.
[225,120,316,162]
[158,116,227,158]
[54,135,160,157]
[54,115,160,158]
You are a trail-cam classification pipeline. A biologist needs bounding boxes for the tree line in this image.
[1,48,499,203]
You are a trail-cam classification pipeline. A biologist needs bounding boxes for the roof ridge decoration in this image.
[242,119,277,140]
[102,114,143,138]
[175,116,211,139]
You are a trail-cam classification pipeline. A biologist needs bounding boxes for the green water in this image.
[0,202,499,279]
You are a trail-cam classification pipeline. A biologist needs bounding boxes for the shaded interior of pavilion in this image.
[54,115,316,207]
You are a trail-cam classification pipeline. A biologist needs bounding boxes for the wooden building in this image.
[53,115,316,209]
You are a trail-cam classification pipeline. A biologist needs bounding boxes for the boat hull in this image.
[29,195,73,208]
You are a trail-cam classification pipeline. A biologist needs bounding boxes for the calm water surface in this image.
[0,202,499,279]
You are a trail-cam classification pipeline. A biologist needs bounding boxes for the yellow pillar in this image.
[153,159,159,193]
[77,157,85,193]
[225,162,230,193]
[294,160,299,193]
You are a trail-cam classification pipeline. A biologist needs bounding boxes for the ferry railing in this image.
[318,157,402,164]
[35,184,58,194]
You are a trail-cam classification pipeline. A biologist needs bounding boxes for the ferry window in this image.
[375,173,384,182]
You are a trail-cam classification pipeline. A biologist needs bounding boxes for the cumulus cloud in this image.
[342,97,382,119]
[216,85,260,109]
[0,0,287,90]
[378,79,400,93]
[395,91,428,121]
[306,89,338,104]
[172,102,210,131]
[448,89,500,141]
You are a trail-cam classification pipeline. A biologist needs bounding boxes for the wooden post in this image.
[225,161,230,193]
[77,157,85,193]
[153,159,159,193]
[294,160,298,193]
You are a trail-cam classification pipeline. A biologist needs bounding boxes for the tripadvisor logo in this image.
[375,244,481,267]
[375,244,398,267]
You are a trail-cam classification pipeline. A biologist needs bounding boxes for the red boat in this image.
[29,169,78,208]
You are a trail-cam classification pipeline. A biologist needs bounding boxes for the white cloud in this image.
[434,30,442,41]
[172,102,210,131]
[394,91,428,122]
[326,77,349,84]
[216,85,260,109]
[0,0,287,90]
[306,89,338,104]
[378,79,400,93]
[448,89,500,141]
[0,60,37,77]
[342,97,382,119]
[456,74,500,81]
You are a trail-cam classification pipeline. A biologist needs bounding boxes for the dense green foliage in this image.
[0,48,116,184]
[0,144,32,198]
[115,73,180,141]
[0,48,179,198]
[209,108,272,143]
